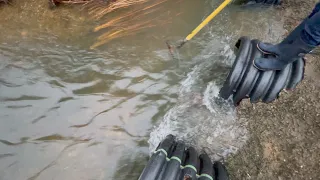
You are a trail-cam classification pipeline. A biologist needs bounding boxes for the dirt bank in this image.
[227,0,320,179]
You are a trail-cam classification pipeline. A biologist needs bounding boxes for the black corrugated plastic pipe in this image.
[139,135,230,180]
[219,36,305,105]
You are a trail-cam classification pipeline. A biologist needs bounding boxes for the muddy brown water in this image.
[0,1,285,179]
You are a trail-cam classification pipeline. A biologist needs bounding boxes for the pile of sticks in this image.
[48,0,181,48]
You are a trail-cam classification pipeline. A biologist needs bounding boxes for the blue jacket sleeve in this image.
[301,2,320,46]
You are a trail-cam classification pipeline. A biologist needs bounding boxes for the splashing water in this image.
[148,5,286,159]
[149,40,248,161]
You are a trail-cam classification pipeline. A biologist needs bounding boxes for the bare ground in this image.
[227,0,320,179]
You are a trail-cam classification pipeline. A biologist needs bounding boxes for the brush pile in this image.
[88,0,178,48]
[49,0,181,48]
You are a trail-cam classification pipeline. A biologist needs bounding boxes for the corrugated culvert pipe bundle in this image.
[219,36,305,105]
[139,135,229,180]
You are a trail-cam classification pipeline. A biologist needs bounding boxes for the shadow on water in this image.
[112,152,149,180]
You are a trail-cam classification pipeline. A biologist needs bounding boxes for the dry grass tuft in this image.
[51,0,181,48]
[89,0,177,48]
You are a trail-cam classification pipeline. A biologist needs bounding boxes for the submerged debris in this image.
[88,0,170,48]
[0,0,9,5]
[49,0,91,6]
[48,0,182,48]
[49,0,91,8]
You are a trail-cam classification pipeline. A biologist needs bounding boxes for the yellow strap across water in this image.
[185,0,232,41]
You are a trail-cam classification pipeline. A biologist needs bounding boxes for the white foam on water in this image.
[149,47,248,160]
[148,9,286,159]
[203,82,220,114]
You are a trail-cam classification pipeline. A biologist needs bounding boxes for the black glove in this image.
[139,135,229,180]
[253,7,318,71]
[253,34,314,71]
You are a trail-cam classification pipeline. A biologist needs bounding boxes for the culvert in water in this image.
[219,36,305,105]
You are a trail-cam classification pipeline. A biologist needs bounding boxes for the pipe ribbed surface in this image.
[139,135,229,180]
[219,36,305,105]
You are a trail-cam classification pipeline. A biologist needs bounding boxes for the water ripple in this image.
[0,153,15,160]
[1,95,47,102]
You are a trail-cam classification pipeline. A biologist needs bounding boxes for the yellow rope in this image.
[185,0,232,41]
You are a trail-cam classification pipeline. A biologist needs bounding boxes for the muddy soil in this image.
[227,0,320,179]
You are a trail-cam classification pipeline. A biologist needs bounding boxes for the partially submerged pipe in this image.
[139,135,229,180]
[219,36,305,105]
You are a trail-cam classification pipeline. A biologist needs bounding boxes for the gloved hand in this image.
[253,34,314,71]
[253,3,320,71]
[139,135,229,180]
